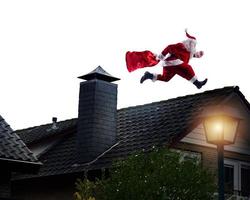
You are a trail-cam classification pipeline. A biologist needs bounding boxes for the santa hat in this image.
[183,29,197,53]
[185,29,196,40]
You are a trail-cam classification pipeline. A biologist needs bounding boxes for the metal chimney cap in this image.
[78,66,120,82]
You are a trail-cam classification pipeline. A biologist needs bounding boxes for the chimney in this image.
[77,66,120,163]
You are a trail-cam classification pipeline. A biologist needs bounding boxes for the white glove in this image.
[155,53,165,61]
[193,51,204,58]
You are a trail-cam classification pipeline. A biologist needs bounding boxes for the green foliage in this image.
[74,178,96,200]
[74,176,105,200]
[75,148,216,200]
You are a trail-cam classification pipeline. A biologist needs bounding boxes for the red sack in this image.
[125,50,159,72]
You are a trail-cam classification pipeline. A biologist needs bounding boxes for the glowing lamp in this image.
[201,106,241,145]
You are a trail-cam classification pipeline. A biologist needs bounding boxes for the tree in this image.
[75,148,216,200]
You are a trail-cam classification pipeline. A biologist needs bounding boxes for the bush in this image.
[75,148,216,200]
[74,178,96,200]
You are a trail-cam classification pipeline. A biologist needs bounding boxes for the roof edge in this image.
[0,157,42,166]
[0,157,42,174]
[14,118,77,134]
[233,86,250,112]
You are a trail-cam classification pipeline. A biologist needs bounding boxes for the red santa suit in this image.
[154,41,201,83]
[126,30,207,89]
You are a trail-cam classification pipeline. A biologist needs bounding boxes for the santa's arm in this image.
[155,44,174,61]
[161,44,175,56]
[193,51,204,58]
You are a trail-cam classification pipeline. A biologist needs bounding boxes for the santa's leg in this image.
[193,78,207,89]
[176,64,207,89]
[140,67,175,84]
[140,71,155,83]
[156,67,176,82]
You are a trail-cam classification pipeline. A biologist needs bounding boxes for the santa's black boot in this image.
[140,71,154,84]
[193,78,208,89]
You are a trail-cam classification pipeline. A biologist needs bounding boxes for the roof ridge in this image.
[118,86,238,111]
[15,118,77,133]
[233,86,250,111]
[0,115,13,132]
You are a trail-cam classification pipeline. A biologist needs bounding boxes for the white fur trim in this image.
[152,73,158,82]
[163,59,183,66]
[154,53,159,61]
[157,53,165,61]
[189,76,197,83]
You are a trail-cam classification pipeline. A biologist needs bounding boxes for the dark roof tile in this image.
[0,115,39,164]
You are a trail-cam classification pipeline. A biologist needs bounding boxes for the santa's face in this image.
[183,39,196,53]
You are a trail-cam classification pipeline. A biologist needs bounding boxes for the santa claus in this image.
[126,29,207,89]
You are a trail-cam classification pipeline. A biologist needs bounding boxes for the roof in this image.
[14,86,248,179]
[0,115,41,172]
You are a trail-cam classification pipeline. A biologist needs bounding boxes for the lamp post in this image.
[201,106,242,200]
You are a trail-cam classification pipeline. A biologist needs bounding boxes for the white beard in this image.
[182,39,197,55]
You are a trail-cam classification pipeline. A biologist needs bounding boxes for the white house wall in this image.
[181,124,250,155]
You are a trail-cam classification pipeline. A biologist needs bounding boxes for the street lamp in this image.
[201,105,242,200]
